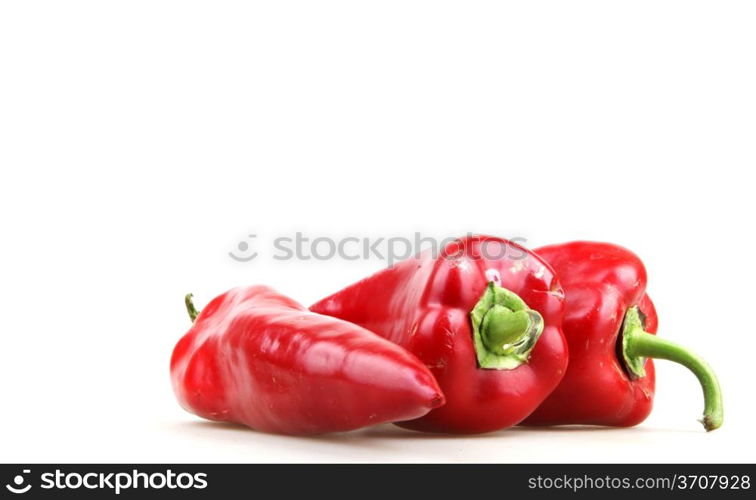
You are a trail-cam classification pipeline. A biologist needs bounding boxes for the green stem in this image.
[185,293,199,322]
[622,307,723,431]
[470,282,544,370]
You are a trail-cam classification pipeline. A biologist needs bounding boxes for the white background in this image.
[1,1,754,463]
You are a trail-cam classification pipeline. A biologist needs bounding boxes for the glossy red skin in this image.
[170,286,444,435]
[311,235,568,434]
[522,241,659,427]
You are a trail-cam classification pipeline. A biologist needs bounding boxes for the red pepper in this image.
[170,286,444,435]
[522,241,723,431]
[311,235,568,434]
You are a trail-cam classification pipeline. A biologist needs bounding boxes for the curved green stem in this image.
[470,282,544,370]
[622,307,723,431]
[185,293,199,322]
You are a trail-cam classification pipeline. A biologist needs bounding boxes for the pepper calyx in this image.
[470,282,544,370]
[621,306,648,378]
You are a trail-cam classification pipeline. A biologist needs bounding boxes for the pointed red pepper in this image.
[171,286,444,435]
[522,241,723,431]
[311,235,568,434]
